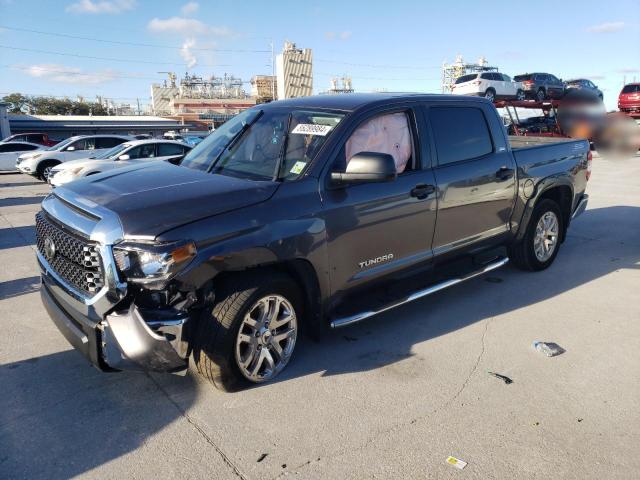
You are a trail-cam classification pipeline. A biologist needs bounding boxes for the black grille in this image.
[36,212,104,295]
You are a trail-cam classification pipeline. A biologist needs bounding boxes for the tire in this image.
[516,89,525,101]
[37,160,60,183]
[484,88,496,102]
[536,88,546,102]
[192,271,302,391]
[508,199,563,271]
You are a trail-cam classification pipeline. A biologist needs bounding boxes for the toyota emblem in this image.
[44,237,56,260]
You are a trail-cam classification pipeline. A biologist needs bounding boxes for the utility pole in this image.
[271,39,276,101]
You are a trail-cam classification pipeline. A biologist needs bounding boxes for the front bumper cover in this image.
[40,262,189,374]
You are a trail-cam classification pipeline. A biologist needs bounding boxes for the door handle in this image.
[496,166,514,181]
[410,184,436,199]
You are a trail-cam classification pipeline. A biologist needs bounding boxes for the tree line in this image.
[2,93,109,116]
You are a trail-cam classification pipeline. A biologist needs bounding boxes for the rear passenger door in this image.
[427,103,516,257]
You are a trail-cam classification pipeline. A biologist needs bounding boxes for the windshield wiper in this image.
[273,113,292,181]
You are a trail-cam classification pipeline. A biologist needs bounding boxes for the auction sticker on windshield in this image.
[290,161,307,174]
[291,124,333,136]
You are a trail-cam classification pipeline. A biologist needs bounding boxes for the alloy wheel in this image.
[234,294,297,383]
[533,211,559,262]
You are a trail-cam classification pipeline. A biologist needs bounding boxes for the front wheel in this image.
[192,272,301,391]
[536,88,546,102]
[509,199,563,271]
[516,89,525,101]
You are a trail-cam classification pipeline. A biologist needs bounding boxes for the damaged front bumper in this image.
[40,274,190,374]
[40,268,190,373]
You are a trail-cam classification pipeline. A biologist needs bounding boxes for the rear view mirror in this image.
[331,152,397,185]
[118,154,130,161]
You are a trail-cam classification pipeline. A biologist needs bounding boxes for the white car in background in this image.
[452,72,525,102]
[0,141,44,172]
[16,134,132,182]
[49,139,191,187]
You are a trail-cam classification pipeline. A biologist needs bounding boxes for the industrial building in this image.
[150,72,257,128]
[276,41,313,99]
[250,75,277,102]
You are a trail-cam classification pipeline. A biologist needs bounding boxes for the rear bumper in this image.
[40,259,189,373]
[572,194,588,219]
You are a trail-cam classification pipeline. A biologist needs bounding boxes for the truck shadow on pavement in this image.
[0,226,35,249]
[0,351,199,480]
[276,205,640,382]
[0,206,637,479]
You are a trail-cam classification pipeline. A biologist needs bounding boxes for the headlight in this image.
[58,166,85,176]
[112,240,197,286]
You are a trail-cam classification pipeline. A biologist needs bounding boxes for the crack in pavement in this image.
[280,317,494,477]
[145,373,249,480]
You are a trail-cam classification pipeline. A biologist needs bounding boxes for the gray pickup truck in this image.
[36,94,590,390]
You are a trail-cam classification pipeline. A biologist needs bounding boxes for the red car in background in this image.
[1,132,58,147]
[618,83,640,116]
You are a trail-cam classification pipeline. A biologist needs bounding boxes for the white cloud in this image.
[147,16,233,37]
[22,64,117,85]
[66,0,136,14]
[616,68,640,74]
[180,38,197,69]
[181,1,199,16]
[586,21,625,33]
[324,31,352,41]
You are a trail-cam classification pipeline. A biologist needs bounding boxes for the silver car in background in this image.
[16,134,132,182]
[49,139,191,187]
[0,141,44,172]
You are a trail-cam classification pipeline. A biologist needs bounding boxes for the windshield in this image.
[94,143,131,159]
[181,108,344,181]
[47,137,76,151]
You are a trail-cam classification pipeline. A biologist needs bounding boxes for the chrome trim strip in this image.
[431,225,509,258]
[330,257,509,329]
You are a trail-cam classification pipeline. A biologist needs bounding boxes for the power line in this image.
[0,25,271,53]
[0,44,233,67]
[315,59,441,70]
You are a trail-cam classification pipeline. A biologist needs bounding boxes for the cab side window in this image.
[430,107,493,166]
[344,112,414,174]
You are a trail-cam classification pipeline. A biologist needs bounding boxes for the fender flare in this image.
[514,176,574,242]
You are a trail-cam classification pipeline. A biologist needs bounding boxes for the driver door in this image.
[321,106,437,297]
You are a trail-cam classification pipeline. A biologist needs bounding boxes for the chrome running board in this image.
[330,257,509,329]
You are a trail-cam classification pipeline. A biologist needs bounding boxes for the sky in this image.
[0,0,638,111]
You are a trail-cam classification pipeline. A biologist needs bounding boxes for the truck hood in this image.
[58,161,279,238]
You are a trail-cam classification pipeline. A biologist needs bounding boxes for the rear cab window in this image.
[429,107,493,166]
[455,74,479,84]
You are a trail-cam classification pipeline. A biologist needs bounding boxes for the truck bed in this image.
[508,135,577,150]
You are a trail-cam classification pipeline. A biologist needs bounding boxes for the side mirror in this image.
[118,154,130,161]
[65,146,75,151]
[330,152,397,186]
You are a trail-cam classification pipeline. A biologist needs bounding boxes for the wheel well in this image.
[210,259,323,332]
[36,159,60,175]
[537,186,572,240]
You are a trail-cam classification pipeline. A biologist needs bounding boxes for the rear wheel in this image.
[484,88,496,102]
[509,199,563,271]
[192,271,302,391]
[536,88,546,102]
[516,89,525,101]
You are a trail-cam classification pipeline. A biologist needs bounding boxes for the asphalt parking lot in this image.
[1,155,639,480]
